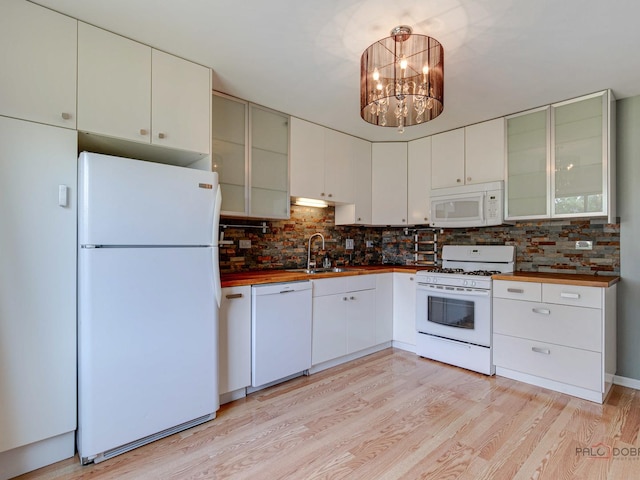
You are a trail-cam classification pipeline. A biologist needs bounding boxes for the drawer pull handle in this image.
[532,308,551,315]
[507,288,524,293]
[225,293,243,299]
[560,292,581,299]
[532,347,551,355]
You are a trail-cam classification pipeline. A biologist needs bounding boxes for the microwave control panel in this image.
[486,193,501,220]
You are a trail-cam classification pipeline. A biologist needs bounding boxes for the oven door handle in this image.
[418,285,491,298]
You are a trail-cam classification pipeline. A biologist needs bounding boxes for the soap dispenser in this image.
[322,253,331,269]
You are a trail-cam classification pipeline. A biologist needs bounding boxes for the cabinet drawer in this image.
[347,274,376,292]
[493,298,602,351]
[493,280,541,301]
[542,283,602,309]
[313,277,349,297]
[493,334,602,392]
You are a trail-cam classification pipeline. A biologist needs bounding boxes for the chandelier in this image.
[360,25,444,132]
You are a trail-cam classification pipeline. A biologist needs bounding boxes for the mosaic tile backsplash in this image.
[219,205,620,276]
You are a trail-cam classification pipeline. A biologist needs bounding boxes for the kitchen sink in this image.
[285,267,366,274]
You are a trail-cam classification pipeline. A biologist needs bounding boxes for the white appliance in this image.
[77,152,222,465]
[250,281,312,389]
[430,181,505,228]
[415,245,515,375]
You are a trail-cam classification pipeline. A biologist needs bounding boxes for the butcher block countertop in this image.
[492,272,620,288]
[221,265,420,288]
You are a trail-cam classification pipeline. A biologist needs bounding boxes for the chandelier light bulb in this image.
[399,56,408,70]
[373,68,380,81]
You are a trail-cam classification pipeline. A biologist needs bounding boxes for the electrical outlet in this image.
[575,240,593,250]
[239,239,251,249]
[346,238,354,250]
[366,240,374,248]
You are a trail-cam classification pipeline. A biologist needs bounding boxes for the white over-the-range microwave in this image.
[429,181,507,228]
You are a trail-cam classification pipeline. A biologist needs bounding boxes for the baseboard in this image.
[613,375,640,390]
[309,343,391,374]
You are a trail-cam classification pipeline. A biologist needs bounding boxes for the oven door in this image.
[416,283,491,347]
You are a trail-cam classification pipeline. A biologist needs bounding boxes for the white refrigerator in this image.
[77,152,221,465]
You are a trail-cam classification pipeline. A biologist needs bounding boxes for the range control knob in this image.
[463,280,469,286]
[470,280,476,287]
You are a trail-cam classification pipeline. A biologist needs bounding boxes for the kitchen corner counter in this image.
[492,272,620,288]
[221,265,422,288]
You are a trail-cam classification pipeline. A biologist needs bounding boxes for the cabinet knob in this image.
[467,177,472,182]
[357,217,361,221]
[139,129,148,136]
[350,296,355,300]
[320,192,325,197]
[61,112,72,120]
[158,132,166,139]
[402,219,406,223]
[456,178,461,183]
[343,297,348,301]
[328,193,333,198]
[424,217,428,221]
[409,277,414,281]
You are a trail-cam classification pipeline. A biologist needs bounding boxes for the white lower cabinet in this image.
[218,286,251,403]
[392,272,417,350]
[311,275,383,368]
[493,279,617,403]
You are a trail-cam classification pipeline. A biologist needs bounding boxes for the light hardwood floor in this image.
[17,348,640,479]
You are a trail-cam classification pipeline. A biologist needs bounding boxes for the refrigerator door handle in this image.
[213,184,222,247]
[213,247,221,308]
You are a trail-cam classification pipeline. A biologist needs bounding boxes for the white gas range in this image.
[415,245,515,375]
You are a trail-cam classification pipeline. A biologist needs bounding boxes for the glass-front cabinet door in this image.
[551,91,607,217]
[212,92,290,219]
[212,93,247,215]
[505,107,550,219]
[250,105,289,219]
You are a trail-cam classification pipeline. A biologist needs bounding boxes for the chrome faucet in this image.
[307,233,325,271]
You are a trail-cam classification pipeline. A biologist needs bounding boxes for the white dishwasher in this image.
[251,281,312,388]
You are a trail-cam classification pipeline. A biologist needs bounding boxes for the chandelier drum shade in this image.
[360,25,444,131]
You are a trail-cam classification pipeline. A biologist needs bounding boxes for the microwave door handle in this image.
[479,194,485,222]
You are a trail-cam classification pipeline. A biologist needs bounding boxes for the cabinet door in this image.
[0,117,77,453]
[375,274,394,344]
[312,295,348,365]
[506,107,550,219]
[347,289,377,353]
[78,22,151,143]
[552,92,607,217]
[212,93,248,215]
[431,128,465,189]
[335,137,372,225]
[250,105,290,218]
[371,143,408,225]
[392,273,417,346]
[218,286,251,395]
[0,0,76,128]
[290,117,325,199]
[152,49,211,154]
[324,129,355,203]
[408,137,431,224]
[465,118,505,184]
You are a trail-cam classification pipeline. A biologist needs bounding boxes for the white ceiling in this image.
[32,0,640,142]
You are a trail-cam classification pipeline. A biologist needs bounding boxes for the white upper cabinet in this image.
[465,118,506,184]
[407,136,432,225]
[290,118,356,204]
[290,118,325,198]
[151,50,211,154]
[78,22,150,143]
[506,90,615,222]
[324,129,355,203]
[431,119,505,189]
[371,143,408,226]
[78,23,211,155]
[0,0,77,128]
[430,128,465,189]
[335,137,372,225]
